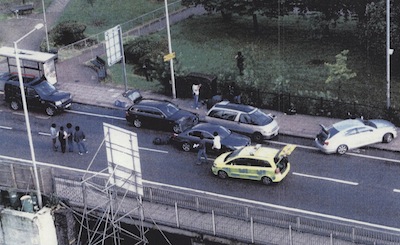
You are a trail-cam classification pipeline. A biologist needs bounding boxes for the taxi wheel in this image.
[261,176,272,185]
[217,170,228,179]
[336,144,348,155]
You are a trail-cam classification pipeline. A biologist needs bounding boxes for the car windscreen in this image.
[249,109,273,125]
[224,148,243,161]
[160,103,180,117]
[215,126,231,138]
[33,81,57,96]
[363,120,377,128]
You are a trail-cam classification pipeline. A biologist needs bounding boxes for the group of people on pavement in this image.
[50,123,88,155]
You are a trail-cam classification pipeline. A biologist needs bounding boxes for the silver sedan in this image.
[315,118,397,154]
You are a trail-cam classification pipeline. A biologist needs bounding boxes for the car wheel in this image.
[10,100,21,111]
[337,144,348,155]
[217,170,228,179]
[383,133,393,143]
[173,124,181,134]
[45,106,56,116]
[181,142,191,152]
[133,119,142,128]
[252,132,263,142]
[261,176,272,185]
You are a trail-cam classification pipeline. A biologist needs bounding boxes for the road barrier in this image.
[0,156,399,244]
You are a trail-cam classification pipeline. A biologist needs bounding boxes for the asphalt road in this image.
[1,103,400,229]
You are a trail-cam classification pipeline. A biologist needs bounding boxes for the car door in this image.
[237,113,255,135]
[201,131,215,153]
[226,158,250,179]
[25,87,42,109]
[136,106,164,129]
[356,126,379,146]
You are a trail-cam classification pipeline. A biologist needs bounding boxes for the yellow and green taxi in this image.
[211,144,296,185]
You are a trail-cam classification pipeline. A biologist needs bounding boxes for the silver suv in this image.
[205,101,279,142]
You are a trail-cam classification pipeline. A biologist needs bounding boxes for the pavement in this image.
[1,0,400,154]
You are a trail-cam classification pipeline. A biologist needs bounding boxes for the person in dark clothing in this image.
[74,126,88,155]
[66,123,74,152]
[58,126,67,153]
[195,135,208,165]
[235,51,245,75]
[142,58,152,81]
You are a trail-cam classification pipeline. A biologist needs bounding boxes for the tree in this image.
[50,21,87,47]
[357,1,400,60]
[182,0,288,31]
[325,50,357,101]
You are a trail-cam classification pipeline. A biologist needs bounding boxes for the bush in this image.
[50,21,87,46]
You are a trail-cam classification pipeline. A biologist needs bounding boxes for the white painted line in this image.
[67,110,125,120]
[0,126,12,130]
[394,189,400,193]
[12,112,24,116]
[347,152,400,164]
[293,172,359,186]
[139,147,168,154]
[38,132,50,136]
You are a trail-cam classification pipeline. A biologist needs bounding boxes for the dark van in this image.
[3,73,72,116]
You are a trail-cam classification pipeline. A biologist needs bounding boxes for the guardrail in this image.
[57,0,184,61]
[0,156,399,245]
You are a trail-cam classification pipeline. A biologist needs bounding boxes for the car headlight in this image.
[55,101,62,106]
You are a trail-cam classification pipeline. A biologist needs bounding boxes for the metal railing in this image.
[0,157,400,245]
[57,0,184,61]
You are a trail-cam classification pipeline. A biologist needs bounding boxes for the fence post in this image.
[250,216,254,243]
[296,216,300,229]
[196,196,199,211]
[289,225,293,245]
[212,210,216,235]
[175,202,180,228]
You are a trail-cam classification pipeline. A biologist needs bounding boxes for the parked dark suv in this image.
[2,73,72,116]
[125,90,199,133]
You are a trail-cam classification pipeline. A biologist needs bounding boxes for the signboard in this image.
[103,123,143,196]
[105,25,123,66]
[163,52,175,62]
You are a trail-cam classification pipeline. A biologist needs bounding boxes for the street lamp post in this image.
[386,0,391,110]
[13,23,44,209]
[164,0,176,99]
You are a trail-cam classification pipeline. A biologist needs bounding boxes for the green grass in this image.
[58,0,166,35]
[161,14,398,108]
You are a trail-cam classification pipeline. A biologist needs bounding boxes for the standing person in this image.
[50,123,58,151]
[212,131,221,151]
[66,123,74,152]
[195,135,208,165]
[192,83,201,109]
[235,51,245,75]
[58,126,67,153]
[74,126,88,155]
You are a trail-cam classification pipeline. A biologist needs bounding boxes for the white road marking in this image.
[393,189,400,193]
[0,126,12,130]
[67,110,125,120]
[293,172,359,186]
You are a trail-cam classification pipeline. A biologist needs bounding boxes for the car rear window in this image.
[249,109,273,125]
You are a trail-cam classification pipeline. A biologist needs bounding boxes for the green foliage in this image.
[325,50,357,101]
[50,21,87,46]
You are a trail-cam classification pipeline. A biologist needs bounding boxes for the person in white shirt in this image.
[212,131,221,151]
[192,83,201,109]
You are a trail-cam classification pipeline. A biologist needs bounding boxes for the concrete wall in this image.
[0,207,58,245]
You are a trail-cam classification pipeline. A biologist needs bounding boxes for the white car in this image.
[315,118,397,154]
